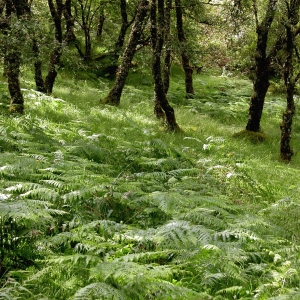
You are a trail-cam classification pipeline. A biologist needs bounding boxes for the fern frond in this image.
[203,272,226,286]
[168,168,200,178]
[6,182,41,193]
[215,285,244,297]
[0,279,34,299]
[0,199,66,221]
[28,153,49,162]
[149,191,177,213]
[154,220,212,250]
[124,278,203,300]
[268,289,300,299]
[49,254,101,267]
[114,250,177,264]
[180,207,228,229]
[63,185,106,203]
[0,134,19,152]
[139,171,169,181]
[90,261,174,286]
[73,282,128,300]
[40,179,67,190]
[20,187,61,202]
[75,220,125,241]
[214,228,260,242]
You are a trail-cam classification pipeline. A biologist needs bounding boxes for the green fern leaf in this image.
[155,220,212,250]
[73,282,128,300]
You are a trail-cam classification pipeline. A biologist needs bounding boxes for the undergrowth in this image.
[0,68,300,300]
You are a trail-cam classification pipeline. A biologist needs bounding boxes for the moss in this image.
[233,129,266,143]
[9,103,24,114]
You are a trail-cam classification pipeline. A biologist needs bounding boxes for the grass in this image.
[0,65,300,299]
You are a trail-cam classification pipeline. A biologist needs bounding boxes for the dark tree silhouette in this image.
[101,0,149,106]
[175,0,194,98]
[280,0,300,162]
[1,0,30,114]
[246,0,278,132]
[163,0,172,95]
[151,0,180,132]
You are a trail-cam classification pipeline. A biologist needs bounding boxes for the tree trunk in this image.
[114,0,129,56]
[45,46,62,94]
[32,38,47,93]
[163,0,172,95]
[76,0,93,60]
[97,10,105,38]
[3,0,31,114]
[280,91,295,162]
[101,0,149,106]
[63,0,85,58]
[45,0,63,94]
[174,0,194,98]
[151,0,180,132]
[150,0,164,118]
[246,0,277,132]
[279,0,300,162]
[246,62,270,132]
[6,50,24,114]
[84,25,92,59]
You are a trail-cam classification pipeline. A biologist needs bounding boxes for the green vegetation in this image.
[1,66,300,299]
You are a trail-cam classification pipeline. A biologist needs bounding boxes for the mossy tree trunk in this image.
[246,0,277,132]
[151,0,180,132]
[101,0,149,106]
[2,0,31,114]
[108,0,136,72]
[6,50,24,114]
[280,0,300,162]
[174,0,194,98]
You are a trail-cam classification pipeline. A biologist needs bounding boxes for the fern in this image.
[73,282,128,300]
[90,261,174,285]
[123,278,205,300]
[0,198,66,221]
[154,220,212,250]
[180,207,229,229]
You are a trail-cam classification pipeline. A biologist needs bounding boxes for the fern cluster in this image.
[1,79,300,299]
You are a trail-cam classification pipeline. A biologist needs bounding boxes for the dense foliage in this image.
[1,0,300,299]
[0,67,300,299]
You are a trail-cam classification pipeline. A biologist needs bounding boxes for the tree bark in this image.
[63,0,85,58]
[2,0,30,114]
[174,0,194,98]
[101,0,149,106]
[97,10,105,38]
[114,0,129,56]
[150,0,164,118]
[31,38,47,93]
[246,0,277,132]
[44,0,63,94]
[151,0,180,132]
[279,0,300,162]
[163,0,172,95]
[6,50,24,113]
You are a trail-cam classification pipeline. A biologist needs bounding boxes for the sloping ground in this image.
[0,72,300,299]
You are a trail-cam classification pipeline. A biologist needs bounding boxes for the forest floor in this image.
[0,67,300,299]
